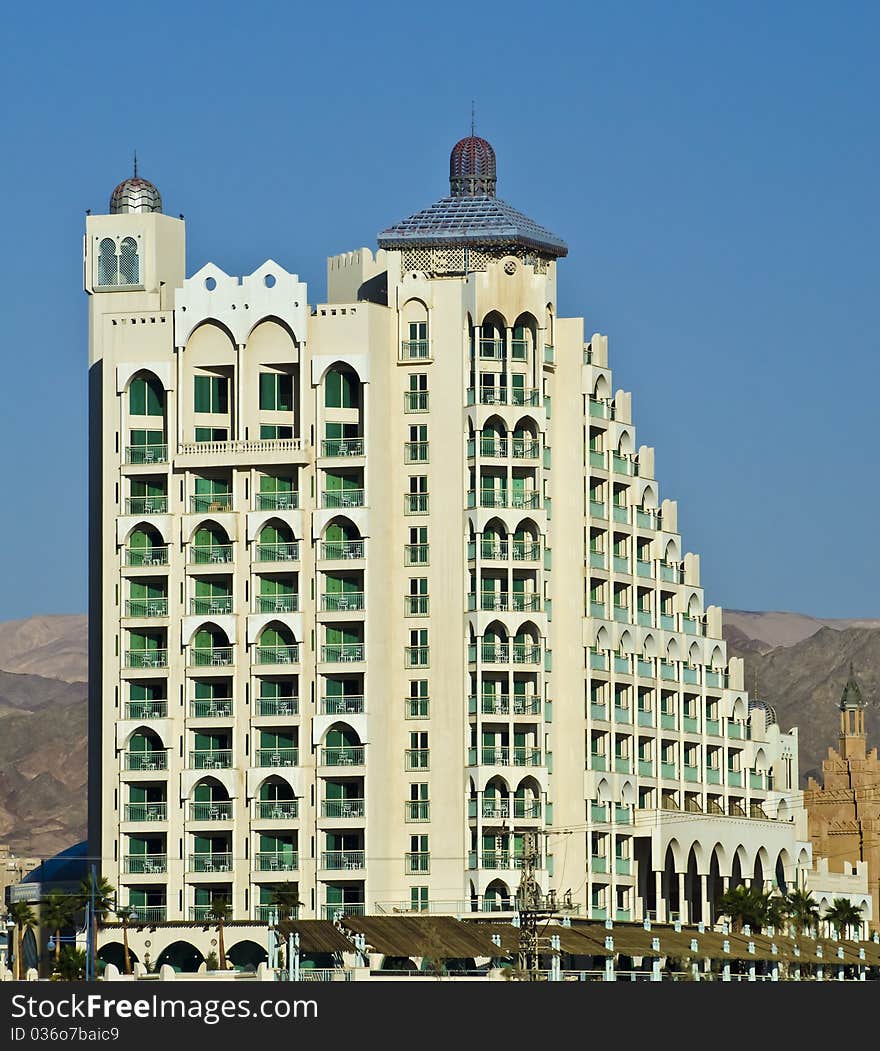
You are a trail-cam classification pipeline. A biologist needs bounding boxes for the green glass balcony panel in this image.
[612,505,629,524]
[661,712,677,730]
[638,759,654,776]
[637,657,653,675]
[614,804,631,824]
[615,857,631,875]
[636,509,655,528]
[591,856,608,874]
[706,670,726,688]
[614,757,631,774]
[706,718,721,736]
[590,650,608,670]
[659,562,678,582]
[589,551,606,569]
[589,500,607,519]
[590,753,607,772]
[683,667,700,685]
[591,802,609,822]
[637,710,655,728]
[728,722,744,740]
[590,703,608,721]
[636,559,652,578]
[613,705,631,724]
[706,767,721,784]
[589,450,605,468]
[683,716,699,733]
[684,765,699,783]
[749,771,764,790]
[682,616,700,636]
[660,614,675,631]
[588,398,607,419]
[613,556,629,574]
[613,606,628,624]
[590,602,607,619]
[659,660,676,681]
[661,762,677,779]
[613,655,629,673]
[727,769,743,787]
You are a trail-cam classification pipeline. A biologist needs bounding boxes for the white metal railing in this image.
[178,438,305,456]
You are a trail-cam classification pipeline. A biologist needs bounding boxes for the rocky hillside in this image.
[0,615,87,682]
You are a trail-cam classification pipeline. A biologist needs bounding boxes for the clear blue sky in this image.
[2,1,878,620]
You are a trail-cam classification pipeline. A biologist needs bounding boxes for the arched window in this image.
[98,238,118,286]
[129,374,164,417]
[325,366,359,409]
[119,237,140,285]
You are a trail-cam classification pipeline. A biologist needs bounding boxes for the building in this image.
[805,669,880,932]
[86,134,813,931]
[0,844,41,909]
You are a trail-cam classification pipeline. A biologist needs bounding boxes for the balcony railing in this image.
[468,489,541,510]
[124,855,167,874]
[190,494,233,513]
[126,445,168,465]
[255,542,300,562]
[320,540,365,561]
[404,646,430,668]
[320,695,364,715]
[256,696,298,716]
[404,543,429,566]
[514,747,543,766]
[321,592,365,612]
[124,700,167,719]
[400,339,430,360]
[125,546,169,567]
[256,594,299,614]
[321,904,366,919]
[468,386,541,407]
[469,593,541,613]
[255,645,299,665]
[405,800,430,821]
[124,750,168,771]
[189,647,233,667]
[125,649,168,669]
[322,489,365,509]
[320,746,365,766]
[321,644,364,663]
[404,493,429,514]
[189,750,232,770]
[476,644,542,664]
[188,854,232,873]
[127,905,167,923]
[404,595,429,616]
[126,496,168,514]
[255,852,298,872]
[190,698,233,718]
[189,544,233,565]
[255,491,299,511]
[123,803,167,822]
[322,799,365,819]
[190,596,233,616]
[469,694,541,716]
[255,748,298,767]
[405,853,430,874]
[404,442,429,464]
[404,391,429,412]
[321,438,365,458]
[125,598,168,618]
[189,801,233,821]
[255,800,299,820]
[479,338,505,359]
[321,851,365,871]
[404,749,429,770]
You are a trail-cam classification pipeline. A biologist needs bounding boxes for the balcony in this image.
[322,904,366,920]
[613,704,631,724]
[405,696,430,718]
[405,800,431,822]
[727,769,743,788]
[514,799,542,819]
[589,551,606,570]
[404,493,429,514]
[659,561,683,583]
[124,751,168,771]
[613,555,629,574]
[749,770,765,790]
[255,800,299,820]
[321,438,365,458]
[190,596,233,616]
[728,722,745,740]
[127,906,166,923]
[591,856,608,874]
[404,391,429,412]
[684,764,700,783]
[590,648,608,670]
[659,660,676,681]
[124,700,168,719]
[514,748,543,767]
[405,853,431,874]
[638,759,654,776]
[612,503,629,524]
[611,453,638,477]
[126,496,168,514]
[123,803,167,822]
[189,544,233,565]
[126,445,168,465]
[683,715,699,733]
[255,645,299,665]
[322,490,365,510]
[660,762,677,779]
[614,757,631,774]
[189,801,233,821]
[683,666,700,685]
[472,746,509,765]
[706,767,721,785]
[320,851,365,871]
[255,852,299,872]
[589,500,606,519]
[404,442,429,464]
[321,540,365,561]
[320,695,364,715]
[613,654,630,673]
[254,693,298,718]
[189,750,232,770]
[636,508,658,528]
[404,595,429,616]
[255,491,299,511]
[591,802,609,822]
[588,397,613,419]
[125,649,168,669]
[661,711,677,730]
[189,647,233,668]
[637,708,654,728]
[320,746,365,767]
[255,748,298,768]
[706,670,728,688]
[256,594,299,614]
[636,559,652,579]
[706,717,721,736]
[404,749,429,770]
[615,857,632,876]
[125,598,168,618]
[401,339,430,360]
[190,494,233,514]
[190,698,233,718]
[255,542,299,563]
[637,657,654,677]
[590,701,607,720]
[188,854,232,873]
[322,799,365,819]
[321,643,364,664]
[123,855,167,874]
[125,546,169,567]
[321,592,364,613]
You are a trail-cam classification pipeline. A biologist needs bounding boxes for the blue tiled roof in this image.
[378,195,567,258]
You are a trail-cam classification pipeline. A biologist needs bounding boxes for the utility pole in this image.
[515,832,556,980]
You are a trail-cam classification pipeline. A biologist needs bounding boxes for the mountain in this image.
[722,613,880,785]
[0,615,87,682]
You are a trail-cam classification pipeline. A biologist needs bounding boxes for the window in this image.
[260,425,294,439]
[406,731,429,770]
[195,427,228,442]
[129,375,163,416]
[97,236,140,287]
[194,375,228,414]
[406,783,430,822]
[405,424,429,463]
[406,578,429,616]
[406,680,429,718]
[259,372,293,411]
[405,373,429,412]
[325,367,359,408]
[406,629,429,668]
[406,475,429,514]
[409,322,427,342]
[407,835,430,873]
[405,527,429,566]
[410,886,429,912]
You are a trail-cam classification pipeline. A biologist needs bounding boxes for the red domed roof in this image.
[450,136,496,197]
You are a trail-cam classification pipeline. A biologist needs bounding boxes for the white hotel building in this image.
[86,136,812,926]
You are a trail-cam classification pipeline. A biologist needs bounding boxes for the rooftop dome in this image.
[449,135,496,197]
[110,159,162,215]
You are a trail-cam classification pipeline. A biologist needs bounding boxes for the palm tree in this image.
[7,902,36,980]
[824,898,863,940]
[77,873,116,972]
[716,883,769,932]
[208,896,232,971]
[114,905,136,975]
[765,891,790,933]
[56,946,87,981]
[786,887,820,936]
[41,892,75,971]
[270,883,301,922]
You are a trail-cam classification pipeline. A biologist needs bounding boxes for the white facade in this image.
[87,149,812,926]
